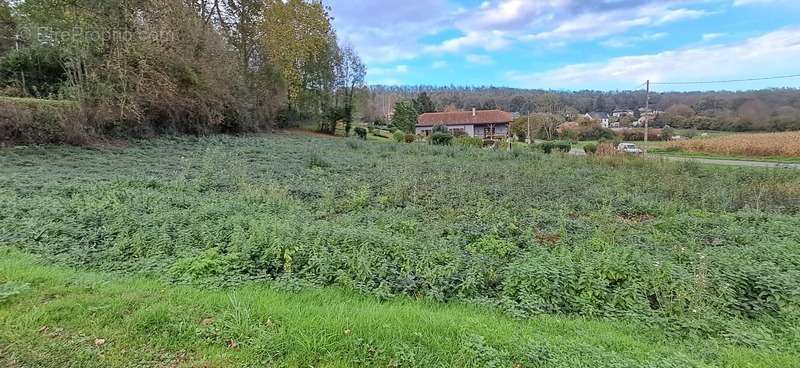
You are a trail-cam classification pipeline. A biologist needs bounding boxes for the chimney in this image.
[472,108,476,116]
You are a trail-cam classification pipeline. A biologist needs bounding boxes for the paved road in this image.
[569,148,800,169]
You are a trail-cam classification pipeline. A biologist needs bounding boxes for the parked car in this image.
[617,142,644,154]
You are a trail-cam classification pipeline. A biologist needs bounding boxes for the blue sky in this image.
[326,0,800,91]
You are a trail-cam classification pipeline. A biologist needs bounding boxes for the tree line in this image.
[370,85,800,132]
[0,0,366,142]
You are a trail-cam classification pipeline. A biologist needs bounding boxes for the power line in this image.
[649,74,800,86]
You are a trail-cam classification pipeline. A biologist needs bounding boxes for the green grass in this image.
[1,133,799,366]
[2,249,798,368]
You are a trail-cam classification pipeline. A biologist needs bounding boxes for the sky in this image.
[326,0,800,92]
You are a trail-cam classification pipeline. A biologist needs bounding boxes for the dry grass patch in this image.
[667,131,800,157]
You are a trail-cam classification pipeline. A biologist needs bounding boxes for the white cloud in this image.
[326,0,454,63]
[524,4,711,42]
[424,31,511,54]
[466,54,494,65]
[702,33,725,41]
[651,7,710,25]
[327,0,722,75]
[508,28,800,90]
[420,1,716,55]
[601,33,668,48]
[368,65,410,82]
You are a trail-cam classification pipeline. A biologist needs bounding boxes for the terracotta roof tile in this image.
[417,110,513,127]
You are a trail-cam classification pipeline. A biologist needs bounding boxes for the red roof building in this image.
[416,109,513,139]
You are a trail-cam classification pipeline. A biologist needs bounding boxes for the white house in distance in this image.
[611,108,635,118]
[416,109,513,139]
[585,112,610,128]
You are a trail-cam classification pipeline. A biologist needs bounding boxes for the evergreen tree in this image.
[392,101,418,133]
[413,92,436,113]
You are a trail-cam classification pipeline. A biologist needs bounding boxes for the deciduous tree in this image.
[260,0,335,113]
[0,0,14,55]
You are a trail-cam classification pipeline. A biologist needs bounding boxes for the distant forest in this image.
[367,85,800,132]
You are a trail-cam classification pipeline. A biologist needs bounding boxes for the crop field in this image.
[2,133,800,366]
[666,131,800,158]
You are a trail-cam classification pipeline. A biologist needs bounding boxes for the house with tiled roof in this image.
[416,109,513,139]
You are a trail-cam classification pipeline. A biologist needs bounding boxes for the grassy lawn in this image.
[2,249,798,368]
[1,133,799,366]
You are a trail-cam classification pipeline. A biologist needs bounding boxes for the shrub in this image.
[403,133,415,143]
[354,127,367,140]
[560,129,579,141]
[393,130,405,143]
[539,141,571,154]
[0,97,88,145]
[617,129,663,142]
[584,143,598,154]
[431,132,453,145]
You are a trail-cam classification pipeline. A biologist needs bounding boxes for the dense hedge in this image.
[536,141,572,154]
[0,97,85,145]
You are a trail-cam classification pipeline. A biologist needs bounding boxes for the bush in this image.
[617,129,662,142]
[393,130,405,143]
[354,127,367,140]
[403,133,415,143]
[454,136,483,148]
[539,141,571,154]
[584,143,598,154]
[560,129,579,141]
[0,97,88,145]
[431,132,453,145]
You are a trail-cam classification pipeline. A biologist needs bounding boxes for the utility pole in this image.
[644,79,650,143]
[526,110,531,145]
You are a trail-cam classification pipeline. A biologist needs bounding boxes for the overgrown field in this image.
[1,134,800,352]
[666,131,800,158]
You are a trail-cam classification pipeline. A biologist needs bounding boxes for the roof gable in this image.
[586,112,609,120]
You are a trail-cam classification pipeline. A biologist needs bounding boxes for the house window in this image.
[483,125,495,138]
[448,128,465,136]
